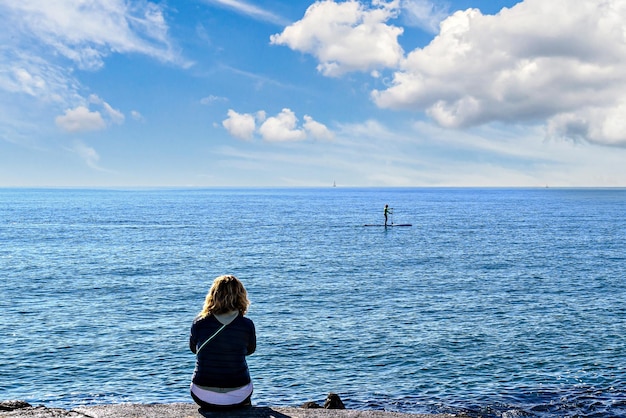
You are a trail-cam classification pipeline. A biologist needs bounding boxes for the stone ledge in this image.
[1,401,458,418]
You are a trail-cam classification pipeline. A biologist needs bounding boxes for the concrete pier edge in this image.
[1,400,460,418]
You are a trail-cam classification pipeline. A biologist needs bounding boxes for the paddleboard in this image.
[363,224,412,227]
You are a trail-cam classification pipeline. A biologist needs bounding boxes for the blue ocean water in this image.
[1,188,625,417]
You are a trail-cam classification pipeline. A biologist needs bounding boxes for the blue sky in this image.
[2,0,626,187]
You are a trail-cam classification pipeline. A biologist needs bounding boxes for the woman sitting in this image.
[189,275,256,410]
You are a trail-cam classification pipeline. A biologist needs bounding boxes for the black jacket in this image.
[190,314,256,388]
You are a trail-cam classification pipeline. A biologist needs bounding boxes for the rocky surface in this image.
[0,400,458,418]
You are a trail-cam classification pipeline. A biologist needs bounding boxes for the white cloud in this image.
[200,95,227,105]
[7,68,46,96]
[303,115,335,140]
[202,0,288,25]
[222,109,258,140]
[338,118,396,140]
[222,108,333,142]
[547,101,626,146]
[270,0,404,76]
[259,109,307,142]
[71,140,101,169]
[55,106,106,133]
[370,0,626,146]
[130,110,145,121]
[1,0,183,71]
[400,0,449,33]
[103,103,124,125]
[55,97,125,133]
[0,0,187,143]
[89,94,125,125]
[0,51,82,105]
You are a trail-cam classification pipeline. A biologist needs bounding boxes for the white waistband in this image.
[190,382,253,406]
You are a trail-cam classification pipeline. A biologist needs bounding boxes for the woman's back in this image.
[190,314,256,388]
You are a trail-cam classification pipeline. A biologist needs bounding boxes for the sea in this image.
[1,188,625,417]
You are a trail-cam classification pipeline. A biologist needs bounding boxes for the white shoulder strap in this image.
[196,322,227,355]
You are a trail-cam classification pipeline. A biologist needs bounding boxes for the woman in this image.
[189,275,256,410]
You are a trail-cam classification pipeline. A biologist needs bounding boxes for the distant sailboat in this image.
[333,180,336,187]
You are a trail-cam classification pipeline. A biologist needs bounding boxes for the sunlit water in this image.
[1,188,625,417]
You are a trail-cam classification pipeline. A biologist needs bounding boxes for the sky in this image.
[2,0,626,187]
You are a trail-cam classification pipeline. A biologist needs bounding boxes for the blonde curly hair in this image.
[199,275,250,318]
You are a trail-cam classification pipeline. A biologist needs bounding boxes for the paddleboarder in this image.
[384,204,393,226]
